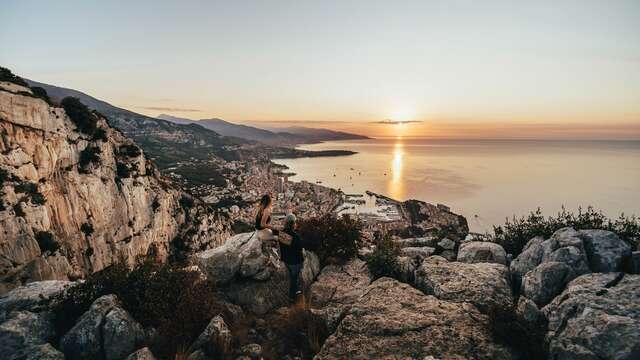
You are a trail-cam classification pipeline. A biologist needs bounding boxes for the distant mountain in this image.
[25,80,253,168]
[158,114,369,145]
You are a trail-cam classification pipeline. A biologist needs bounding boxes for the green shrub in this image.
[30,86,51,104]
[492,206,640,256]
[119,144,142,158]
[61,97,98,135]
[14,181,37,194]
[79,146,101,171]
[93,128,108,141]
[52,257,226,359]
[116,162,132,179]
[366,234,401,279]
[13,204,25,217]
[30,192,46,205]
[0,67,28,86]
[298,214,362,265]
[35,231,59,253]
[0,168,10,186]
[80,222,94,236]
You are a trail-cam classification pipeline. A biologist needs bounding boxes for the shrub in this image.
[298,214,361,265]
[119,144,142,158]
[116,162,132,179]
[179,194,195,210]
[93,128,108,141]
[14,181,37,194]
[80,222,94,236]
[30,192,46,205]
[0,67,28,86]
[79,147,101,171]
[492,206,640,256]
[487,304,548,360]
[366,234,401,279]
[0,168,10,186]
[51,257,226,359]
[13,204,25,217]
[30,86,51,103]
[35,231,59,253]
[61,97,98,135]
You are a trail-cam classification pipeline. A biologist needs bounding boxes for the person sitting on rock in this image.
[255,194,279,241]
[280,213,305,301]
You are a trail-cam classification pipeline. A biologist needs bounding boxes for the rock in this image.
[0,310,54,357]
[399,199,469,240]
[0,280,73,321]
[414,261,513,313]
[309,259,371,332]
[437,237,455,250]
[628,251,640,274]
[579,229,632,272]
[195,232,259,285]
[423,255,448,264]
[10,343,65,360]
[60,294,145,360]
[542,245,590,276]
[300,249,320,286]
[439,250,457,261]
[400,246,435,260]
[186,350,207,360]
[521,261,575,306]
[238,343,262,359]
[457,241,507,265]
[315,277,513,359]
[515,296,542,324]
[543,273,640,360]
[510,236,545,286]
[126,347,157,360]
[188,315,232,356]
[395,236,438,248]
[395,256,418,284]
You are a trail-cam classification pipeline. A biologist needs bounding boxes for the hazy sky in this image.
[2,0,639,138]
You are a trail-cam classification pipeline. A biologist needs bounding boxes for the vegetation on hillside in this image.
[366,233,401,279]
[297,214,362,265]
[0,66,28,86]
[491,206,640,256]
[61,97,99,136]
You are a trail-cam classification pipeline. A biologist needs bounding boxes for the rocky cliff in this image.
[0,81,231,293]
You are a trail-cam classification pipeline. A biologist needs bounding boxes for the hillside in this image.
[0,77,233,293]
[158,114,369,145]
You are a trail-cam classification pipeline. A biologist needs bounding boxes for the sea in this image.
[272,138,640,233]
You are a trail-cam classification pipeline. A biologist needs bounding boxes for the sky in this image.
[1,0,639,139]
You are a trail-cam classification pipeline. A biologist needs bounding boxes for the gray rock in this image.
[60,295,145,360]
[126,347,157,360]
[437,237,456,250]
[516,296,542,324]
[188,315,231,356]
[395,236,439,248]
[0,280,73,321]
[543,273,640,360]
[521,261,575,306]
[457,241,507,265]
[186,350,207,360]
[414,261,513,313]
[579,229,632,272]
[395,256,418,284]
[238,343,262,359]
[543,245,590,275]
[628,251,640,274]
[400,246,435,260]
[309,259,371,332]
[315,277,513,359]
[0,311,54,357]
[439,250,457,261]
[195,232,258,285]
[10,343,65,360]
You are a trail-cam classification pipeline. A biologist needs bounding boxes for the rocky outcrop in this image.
[457,241,507,265]
[521,261,575,306]
[579,229,632,272]
[0,280,73,321]
[315,277,513,360]
[309,259,371,332]
[187,315,231,357]
[195,231,321,314]
[0,310,55,358]
[399,199,469,241]
[413,258,513,313]
[125,347,157,360]
[0,83,232,293]
[60,294,145,360]
[9,343,65,360]
[543,273,640,359]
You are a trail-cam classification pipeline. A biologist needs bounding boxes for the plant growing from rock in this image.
[366,233,401,279]
[298,214,362,265]
[61,97,98,136]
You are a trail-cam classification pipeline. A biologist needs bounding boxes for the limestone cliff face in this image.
[0,82,231,293]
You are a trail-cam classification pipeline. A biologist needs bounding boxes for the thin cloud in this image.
[372,119,423,125]
[138,106,201,112]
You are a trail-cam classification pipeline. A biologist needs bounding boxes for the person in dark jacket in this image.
[281,213,304,301]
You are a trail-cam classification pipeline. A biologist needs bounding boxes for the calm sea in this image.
[273,138,640,233]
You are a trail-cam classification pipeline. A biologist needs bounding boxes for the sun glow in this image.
[388,141,405,200]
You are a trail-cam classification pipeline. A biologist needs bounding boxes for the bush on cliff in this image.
[366,234,401,279]
[298,214,362,265]
[61,97,98,136]
[52,256,225,358]
[0,66,28,86]
[492,206,640,256]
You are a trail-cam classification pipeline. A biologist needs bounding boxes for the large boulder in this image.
[413,260,512,313]
[521,261,575,307]
[0,280,73,321]
[309,259,371,332]
[315,277,513,360]
[579,229,632,272]
[60,295,145,360]
[509,236,545,286]
[196,232,321,314]
[543,273,640,359]
[0,310,54,358]
[125,347,157,360]
[187,315,231,357]
[457,241,507,265]
[9,343,65,360]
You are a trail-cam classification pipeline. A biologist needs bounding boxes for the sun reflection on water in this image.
[388,140,404,199]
